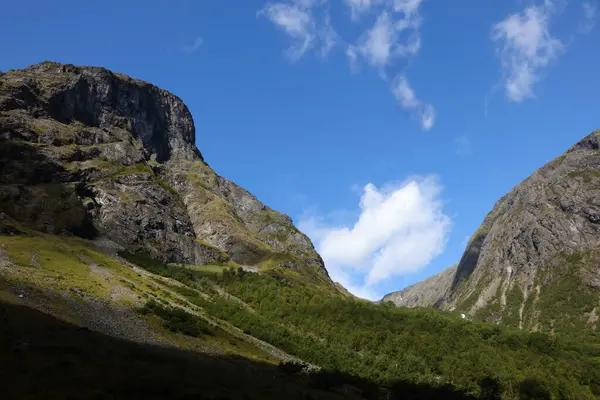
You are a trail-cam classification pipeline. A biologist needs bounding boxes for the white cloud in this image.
[260,2,337,60]
[345,0,383,20]
[454,135,473,156]
[299,177,451,299]
[348,3,433,129]
[260,3,316,60]
[260,0,433,130]
[183,37,203,54]
[579,1,597,33]
[492,2,563,102]
[346,45,359,71]
[391,0,422,15]
[344,0,421,19]
[319,12,338,57]
[355,11,395,67]
[392,75,435,130]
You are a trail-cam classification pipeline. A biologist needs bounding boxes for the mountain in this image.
[384,130,600,334]
[2,62,600,399]
[0,61,331,287]
[381,265,457,308]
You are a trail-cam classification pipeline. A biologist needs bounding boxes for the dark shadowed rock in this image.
[0,61,331,284]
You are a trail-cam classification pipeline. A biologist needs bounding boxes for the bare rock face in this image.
[0,62,331,284]
[163,159,327,281]
[381,265,457,308]
[383,130,600,334]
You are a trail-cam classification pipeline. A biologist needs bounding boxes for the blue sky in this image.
[2,0,598,299]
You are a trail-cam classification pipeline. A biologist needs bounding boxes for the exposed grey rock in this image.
[381,265,457,308]
[0,61,331,284]
[383,130,600,333]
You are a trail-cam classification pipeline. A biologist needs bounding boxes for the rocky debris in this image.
[0,62,331,283]
[383,129,600,333]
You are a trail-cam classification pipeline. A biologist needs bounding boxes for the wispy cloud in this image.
[346,1,433,129]
[454,135,473,156]
[260,0,433,130]
[345,0,381,20]
[492,2,563,102]
[579,1,598,33]
[183,37,203,54]
[259,3,316,60]
[259,1,337,60]
[392,75,434,130]
[319,12,338,57]
[299,177,451,300]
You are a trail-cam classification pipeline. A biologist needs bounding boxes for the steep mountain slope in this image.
[381,265,456,308]
[0,61,331,286]
[384,130,600,334]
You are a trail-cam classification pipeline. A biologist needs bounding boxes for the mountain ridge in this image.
[383,129,600,334]
[0,61,332,286]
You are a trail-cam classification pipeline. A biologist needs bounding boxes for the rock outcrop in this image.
[384,130,600,333]
[0,62,331,284]
[382,265,456,308]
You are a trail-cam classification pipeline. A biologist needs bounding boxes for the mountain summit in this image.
[384,130,600,333]
[0,61,331,285]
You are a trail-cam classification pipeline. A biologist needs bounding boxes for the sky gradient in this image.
[2,0,599,299]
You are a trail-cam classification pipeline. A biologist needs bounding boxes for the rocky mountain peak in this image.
[0,62,332,286]
[2,61,200,163]
[384,128,600,333]
[567,129,600,153]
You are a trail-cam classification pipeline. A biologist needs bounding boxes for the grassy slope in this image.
[105,239,600,398]
[0,229,281,364]
[2,227,600,399]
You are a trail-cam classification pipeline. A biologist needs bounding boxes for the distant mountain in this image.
[383,130,600,333]
[382,265,456,308]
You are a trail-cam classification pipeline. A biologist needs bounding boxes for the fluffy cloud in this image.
[299,177,451,299]
[492,2,563,102]
[260,0,433,130]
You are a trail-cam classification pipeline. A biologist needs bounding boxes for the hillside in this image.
[382,265,457,308]
[384,130,600,335]
[0,61,331,287]
[2,62,600,399]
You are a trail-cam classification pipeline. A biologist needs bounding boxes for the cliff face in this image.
[0,62,330,284]
[384,130,600,333]
[381,265,456,308]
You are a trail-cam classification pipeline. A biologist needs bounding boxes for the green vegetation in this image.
[140,299,212,337]
[125,257,600,399]
[119,250,197,286]
[0,300,477,399]
[534,251,600,335]
[503,285,525,327]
